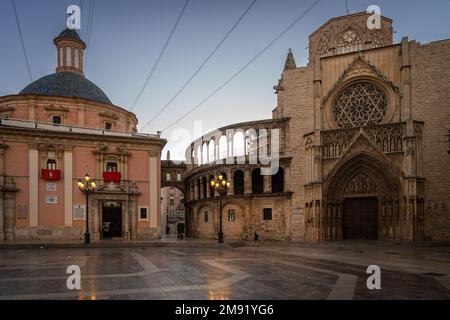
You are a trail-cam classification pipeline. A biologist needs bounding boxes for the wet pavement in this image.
[0,241,449,300]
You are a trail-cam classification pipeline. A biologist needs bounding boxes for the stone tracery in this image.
[332,82,387,128]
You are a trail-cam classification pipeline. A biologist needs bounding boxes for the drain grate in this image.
[422,272,447,277]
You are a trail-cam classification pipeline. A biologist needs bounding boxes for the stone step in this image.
[228,241,247,248]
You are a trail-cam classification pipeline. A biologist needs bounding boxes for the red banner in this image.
[103,172,121,182]
[41,169,61,181]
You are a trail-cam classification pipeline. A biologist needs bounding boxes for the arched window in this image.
[220,172,228,181]
[202,176,207,199]
[66,47,72,66]
[196,178,201,199]
[233,170,244,195]
[233,131,245,156]
[337,29,362,54]
[74,48,79,68]
[246,129,258,156]
[271,167,284,193]
[202,143,208,165]
[252,168,263,194]
[106,162,118,172]
[46,159,57,170]
[208,175,215,198]
[208,140,215,163]
[219,135,227,159]
[333,82,387,128]
[196,145,202,165]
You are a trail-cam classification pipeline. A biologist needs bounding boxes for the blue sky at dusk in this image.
[1,0,449,159]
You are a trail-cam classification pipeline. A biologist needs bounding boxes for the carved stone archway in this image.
[322,151,403,241]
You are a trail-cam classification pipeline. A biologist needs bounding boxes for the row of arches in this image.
[192,130,257,166]
[188,127,280,166]
[188,167,285,201]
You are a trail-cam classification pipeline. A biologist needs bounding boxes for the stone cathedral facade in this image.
[171,12,450,242]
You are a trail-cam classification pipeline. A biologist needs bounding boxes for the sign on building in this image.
[46,182,57,191]
[46,195,58,204]
[73,204,86,220]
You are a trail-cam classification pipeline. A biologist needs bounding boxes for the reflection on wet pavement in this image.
[0,242,449,300]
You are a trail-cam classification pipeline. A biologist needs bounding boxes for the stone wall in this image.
[410,39,450,240]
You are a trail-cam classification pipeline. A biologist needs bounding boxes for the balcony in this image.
[103,172,121,182]
[41,169,61,181]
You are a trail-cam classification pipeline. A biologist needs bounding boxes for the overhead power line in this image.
[158,0,321,133]
[84,0,96,71]
[11,0,32,82]
[141,0,257,130]
[80,0,84,38]
[130,0,191,111]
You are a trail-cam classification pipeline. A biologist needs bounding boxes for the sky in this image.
[1,0,450,160]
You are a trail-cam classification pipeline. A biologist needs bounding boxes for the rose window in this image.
[333,82,387,128]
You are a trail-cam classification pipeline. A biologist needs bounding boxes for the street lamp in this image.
[78,173,97,244]
[210,174,231,243]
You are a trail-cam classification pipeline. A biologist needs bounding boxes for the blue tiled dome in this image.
[19,72,112,105]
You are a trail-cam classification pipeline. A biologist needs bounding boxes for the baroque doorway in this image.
[102,201,122,238]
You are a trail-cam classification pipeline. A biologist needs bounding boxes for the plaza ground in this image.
[0,240,449,300]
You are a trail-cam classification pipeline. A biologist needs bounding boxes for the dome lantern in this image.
[53,29,86,75]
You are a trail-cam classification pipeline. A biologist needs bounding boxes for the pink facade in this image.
[0,28,165,241]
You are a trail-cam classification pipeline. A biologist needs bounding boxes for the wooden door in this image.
[343,197,378,239]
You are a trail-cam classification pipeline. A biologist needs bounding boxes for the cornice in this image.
[0,126,165,148]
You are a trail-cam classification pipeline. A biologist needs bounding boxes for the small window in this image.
[106,162,118,172]
[47,159,57,170]
[263,208,272,220]
[105,122,113,131]
[177,173,182,181]
[140,207,148,220]
[169,199,175,206]
[166,173,171,181]
[228,209,236,221]
[204,211,208,222]
[52,115,62,125]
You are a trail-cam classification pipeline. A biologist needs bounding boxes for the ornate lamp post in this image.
[77,173,97,244]
[210,174,231,243]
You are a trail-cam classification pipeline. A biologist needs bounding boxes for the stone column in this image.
[64,150,73,226]
[226,168,233,196]
[0,189,4,240]
[206,182,210,198]
[149,156,158,228]
[92,199,100,241]
[263,175,271,193]
[4,186,16,240]
[130,196,139,240]
[244,167,251,194]
[122,198,129,240]
[28,148,39,227]
[285,166,291,192]
[0,144,7,175]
